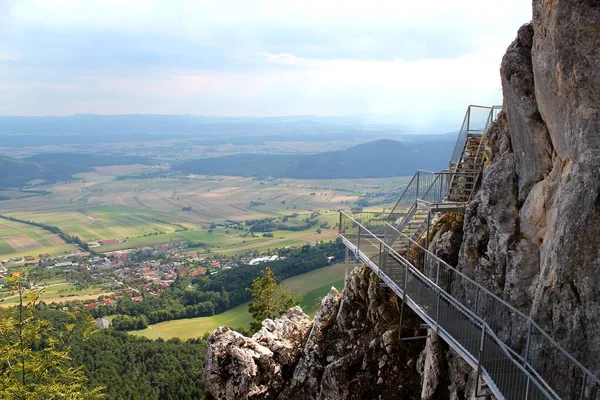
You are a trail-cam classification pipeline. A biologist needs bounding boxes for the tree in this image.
[247,267,302,331]
[0,276,104,400]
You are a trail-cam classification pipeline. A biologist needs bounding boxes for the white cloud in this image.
[0,0,532,117]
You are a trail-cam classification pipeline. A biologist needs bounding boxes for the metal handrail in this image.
[383,169,475,247]
[384,222,600,397]
[449,105,499,171]
[449,107,471,168]
[388,170,437,219]
[392,252,560,400]
[340,212,557,399]
[388,171,419,218]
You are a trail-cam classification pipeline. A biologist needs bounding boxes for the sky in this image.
[0,0,532,120]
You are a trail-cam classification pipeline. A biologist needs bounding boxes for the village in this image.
[0,241,299,309]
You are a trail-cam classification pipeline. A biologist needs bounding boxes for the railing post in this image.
[579,373,588,400]
[345,246,349,267]
[398,260,410,340]
[523,320,532,365]
[435,260,440,331]
[475,287,480,315]
[357,225,361,253]
[378,241,383,271]
[339,212,342,234]
[475,324,486,396]
[416,171,420,199]
[425,211,431,249]
[467,106,471,134]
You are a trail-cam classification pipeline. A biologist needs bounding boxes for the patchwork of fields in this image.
[0,218,78,261]
[0,169,408,259]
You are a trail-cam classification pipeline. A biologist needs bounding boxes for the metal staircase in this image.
[394,205,428,247]
[381,105,500,254]
[339,105,600,399]
[447,135,486,202]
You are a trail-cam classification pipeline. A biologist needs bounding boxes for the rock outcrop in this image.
[205,267,426,400]
[204,307,311,399]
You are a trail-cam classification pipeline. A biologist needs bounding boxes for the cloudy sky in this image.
[0,0,531,118]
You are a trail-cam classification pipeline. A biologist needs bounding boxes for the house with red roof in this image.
[190,267,205,277]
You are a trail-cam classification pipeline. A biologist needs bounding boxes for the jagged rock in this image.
[204,326,281,400]
[527,0,600,386]
[445,350,478,400]
[421,4,600,397]
[500,23,553,199]
[204,307,311,400]
[420,330,446,400]
[252,306,311,366]
[456,0,600,396]
[280,287,342,399]
[205,267,424,400]
[382,329,395,347]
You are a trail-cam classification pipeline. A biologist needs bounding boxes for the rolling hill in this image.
[176,139,453,179]
[0,154,156,188]
[0,155,86,188]
[24,153,155,168]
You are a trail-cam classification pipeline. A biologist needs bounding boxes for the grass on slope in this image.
[130,263,355,340]
[132,302,252,340]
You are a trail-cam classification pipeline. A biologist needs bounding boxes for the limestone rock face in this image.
[279,287,342,399]
[500,23,553,200]
[420,2,600,395]
[204,267,426,400]
[456,0,600,393]
[459,113,540,320]
[528,0,600,378]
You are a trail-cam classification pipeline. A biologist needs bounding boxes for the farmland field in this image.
[0,168,408,259]
[0,218,78,261]
[0,277,109,306]
[130,262,353,340]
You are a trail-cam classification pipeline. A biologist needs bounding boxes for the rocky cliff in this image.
[205,267,428,400]
[459,0,600,389]
[204,1,600,398]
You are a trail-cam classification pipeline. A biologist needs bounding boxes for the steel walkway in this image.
[338,105,600,399]
[339,216,599,399]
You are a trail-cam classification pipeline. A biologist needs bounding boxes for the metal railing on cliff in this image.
[339,213,600,399]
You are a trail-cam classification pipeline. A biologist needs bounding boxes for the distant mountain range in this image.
[0,139,455,188]
[0,154,155,188]
[176,139,453,179]
[0,114,459,147]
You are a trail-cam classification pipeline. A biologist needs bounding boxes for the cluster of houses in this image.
[1,242,291,313]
